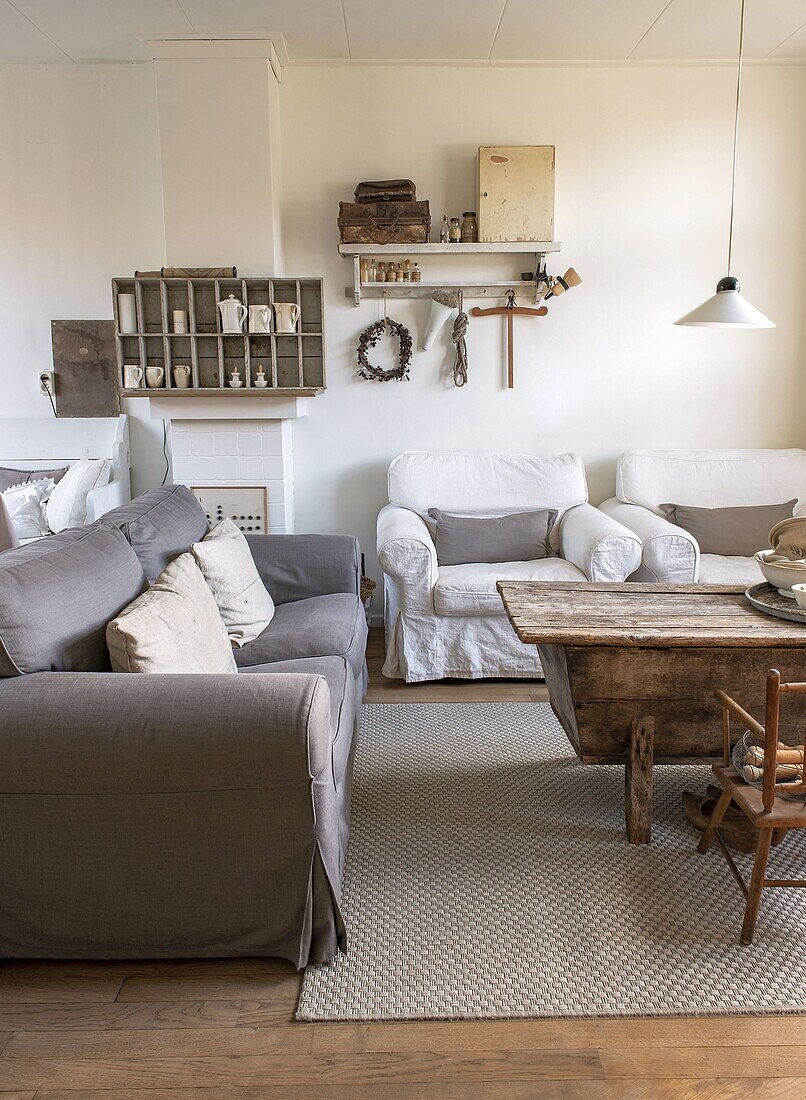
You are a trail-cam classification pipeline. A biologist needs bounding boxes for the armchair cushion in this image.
[659,500,796,557]
[434,557,585,617]
[558,503,641,582]
[698,554,764,586]
[427,507,556,566]
[616,449,806,514]
[234,593,367,683]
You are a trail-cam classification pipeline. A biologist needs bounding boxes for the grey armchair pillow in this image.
[659,500,797,556]
[427,508,558,567]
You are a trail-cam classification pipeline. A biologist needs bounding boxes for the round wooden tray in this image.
[745,582,806,625]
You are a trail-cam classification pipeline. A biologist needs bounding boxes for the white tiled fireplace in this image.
[144,392,308,536]
[169,419,294,533]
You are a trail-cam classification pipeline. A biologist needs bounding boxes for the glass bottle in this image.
[402,259,412,282]
[461,211,478,243]
[368,260,377,282]
[440,215,450,244]
[449,218,461,244]
[360,259,369,283]
[412,262,421,283]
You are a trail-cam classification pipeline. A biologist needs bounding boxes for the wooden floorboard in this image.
[0,628,802,1096]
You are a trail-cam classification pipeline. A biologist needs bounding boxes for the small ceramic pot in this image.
[145,366,165,389]
[792,583,806,611]
[172,364,191,389]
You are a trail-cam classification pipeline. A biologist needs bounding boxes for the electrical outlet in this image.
[39,370,55,396]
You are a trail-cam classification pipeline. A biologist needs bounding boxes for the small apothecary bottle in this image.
[360,259,370,283]
[412,263,421,283]
[377,262,386,283]
[402,259,412,282]
[449,218,461,243]
[461,211,478,243]
[440,215,450,243]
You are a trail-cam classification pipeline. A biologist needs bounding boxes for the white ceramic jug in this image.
[217,294,247,334]
[249,304,271,333]
[272,302,300,334]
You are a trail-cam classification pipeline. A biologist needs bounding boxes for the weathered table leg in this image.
[625,715,655,844]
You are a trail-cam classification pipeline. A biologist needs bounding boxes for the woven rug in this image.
[298,701,806,1020]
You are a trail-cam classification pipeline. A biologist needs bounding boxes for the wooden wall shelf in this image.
[338,242,561,304]
[112,276,326,394]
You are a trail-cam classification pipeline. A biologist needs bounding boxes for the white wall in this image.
[281,63,806,581]
[1,60,804,582]
[0,64,167,493]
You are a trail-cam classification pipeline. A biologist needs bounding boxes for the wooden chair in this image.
[699,669,806,945]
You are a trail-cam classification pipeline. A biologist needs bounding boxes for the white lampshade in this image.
[675,277,775,328]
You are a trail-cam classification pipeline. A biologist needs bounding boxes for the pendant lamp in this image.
[675,0,775,329]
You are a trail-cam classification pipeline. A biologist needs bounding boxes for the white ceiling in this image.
[1,0,805,64]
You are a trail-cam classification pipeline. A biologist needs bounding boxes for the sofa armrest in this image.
[245,533,361,604]
[377,504,437,614]
[558,503,642,582]
[1,671,334,791]
[599,497,699,582]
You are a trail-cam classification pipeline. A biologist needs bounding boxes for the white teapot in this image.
[217,294,247,334]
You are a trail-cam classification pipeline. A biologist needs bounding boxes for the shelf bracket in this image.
[352,254,361,305]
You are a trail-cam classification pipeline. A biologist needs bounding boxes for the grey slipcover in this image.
[0,524,146,676]
[100,484,209,582]
[235,593,368,683]
[0,671,345,965]
[0,488,366,966]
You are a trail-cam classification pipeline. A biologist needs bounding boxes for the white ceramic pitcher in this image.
[272,302,300,334]
[217,294,247,333]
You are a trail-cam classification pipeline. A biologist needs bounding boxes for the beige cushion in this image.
[107,552,237,674]
[191,518,275,647]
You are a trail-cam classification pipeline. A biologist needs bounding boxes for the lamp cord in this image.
[727,0,746,277]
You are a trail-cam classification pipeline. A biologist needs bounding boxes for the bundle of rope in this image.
[451,290,469,387]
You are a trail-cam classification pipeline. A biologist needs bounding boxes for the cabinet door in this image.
[478,146,555,243]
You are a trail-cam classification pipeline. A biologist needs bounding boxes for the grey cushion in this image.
[660,500,797,556]
[0,524,146,676]
[0,466,69,492]
[427,507,558,567]
[234,593,367,682]
[100,485,209,583]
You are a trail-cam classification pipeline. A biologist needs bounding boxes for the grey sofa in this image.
[0,485,367,968]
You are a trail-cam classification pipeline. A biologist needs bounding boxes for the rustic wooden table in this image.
[497,582,806,844]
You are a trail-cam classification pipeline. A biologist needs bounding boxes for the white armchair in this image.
[600,449,806,584]
[377,452,641,681]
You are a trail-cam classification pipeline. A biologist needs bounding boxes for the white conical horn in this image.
[422,292,457,350]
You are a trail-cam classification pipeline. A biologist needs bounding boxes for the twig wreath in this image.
[356,317,412,382]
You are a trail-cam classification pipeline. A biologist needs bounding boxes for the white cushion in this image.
[697,554,765,586]
[1,478,54,539]
[617,449,806,515]
[46,457,111,532]
[434,557,586,617]
[107,552,237,674]
[191,518,275,647]
[388,452,588,518]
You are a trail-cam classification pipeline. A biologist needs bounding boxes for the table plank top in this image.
[497,581,806,649]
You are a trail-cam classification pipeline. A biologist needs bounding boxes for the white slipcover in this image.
[601,449,806,584]
[378,452,642,681]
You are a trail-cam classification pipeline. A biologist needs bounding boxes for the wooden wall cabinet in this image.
[478,146,555,244]
[112,276,326,398]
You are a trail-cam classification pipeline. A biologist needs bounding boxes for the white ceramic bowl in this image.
[792,583,806,611]
[755,549,806,597]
